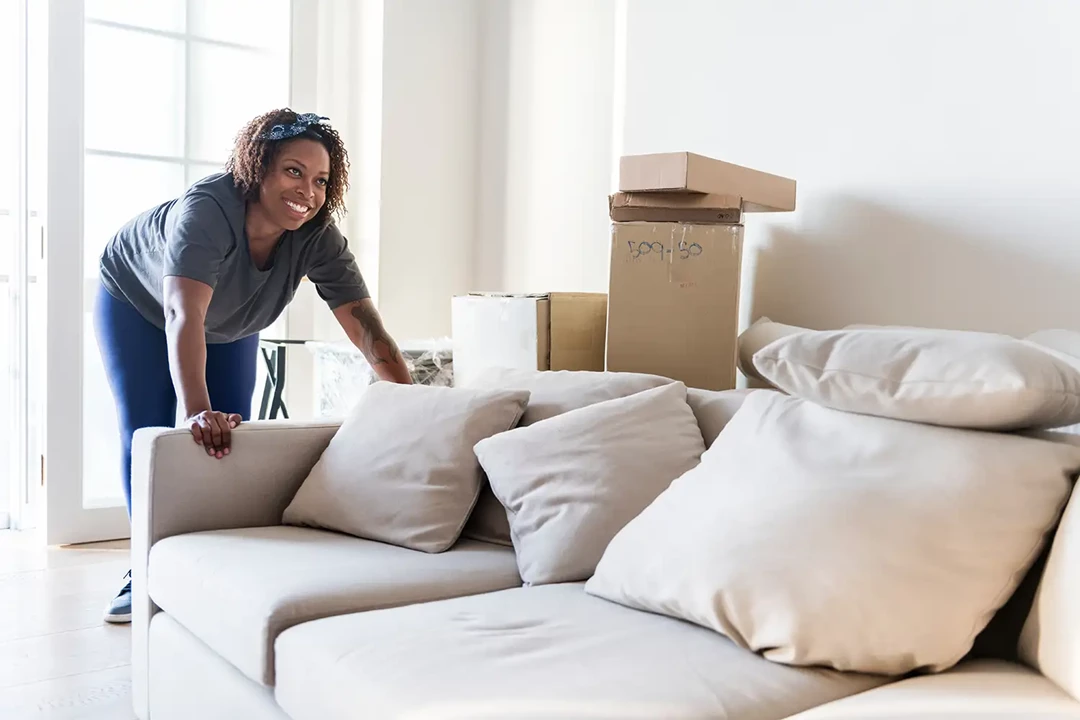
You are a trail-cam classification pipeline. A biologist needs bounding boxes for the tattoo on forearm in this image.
[350,303,402,367]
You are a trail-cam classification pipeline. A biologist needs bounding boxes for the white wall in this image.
[289,0,1080,416]
[621,0,1080,336]
[474,0,618,294]
[378,0,480,340]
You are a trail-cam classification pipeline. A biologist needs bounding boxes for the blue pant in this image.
[93,282,259,516]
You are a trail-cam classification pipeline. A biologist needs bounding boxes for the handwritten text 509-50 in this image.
[627,240,704,260]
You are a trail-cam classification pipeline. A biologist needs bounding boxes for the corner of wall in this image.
[473,0,511,293]
[610,0,628,193]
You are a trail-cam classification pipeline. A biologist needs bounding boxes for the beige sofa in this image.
[130,374,1080,720]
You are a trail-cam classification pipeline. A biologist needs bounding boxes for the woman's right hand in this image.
[164,277,238,459]
[185,410,242,459]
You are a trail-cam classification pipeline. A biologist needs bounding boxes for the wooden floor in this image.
[0,530,136,719]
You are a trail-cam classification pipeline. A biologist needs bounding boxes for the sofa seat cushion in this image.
[786,659,1080,718]
[147,525,521,686]
[274,583,888,720]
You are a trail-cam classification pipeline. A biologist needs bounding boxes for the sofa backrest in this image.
[460,371,1079,691]
[686,387,754,446]
[1019,431,1080,701]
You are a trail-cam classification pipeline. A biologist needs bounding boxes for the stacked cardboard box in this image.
[605,152,797,391]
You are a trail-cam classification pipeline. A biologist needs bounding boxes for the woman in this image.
[94,109,411,623]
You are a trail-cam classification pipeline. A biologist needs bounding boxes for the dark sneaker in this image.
[104,570,132,624]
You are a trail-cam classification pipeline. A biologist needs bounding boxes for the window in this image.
[80,0,293,507]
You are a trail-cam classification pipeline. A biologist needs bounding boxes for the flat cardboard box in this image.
[451,292,608,387]
[606,222,743,391]
[609,192,743,224]
[618,152,796,212]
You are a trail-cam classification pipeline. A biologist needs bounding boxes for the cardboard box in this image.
[451,292,608,387]
[609,191,743,224]
[606,223,743,391]
[618,151,796,212]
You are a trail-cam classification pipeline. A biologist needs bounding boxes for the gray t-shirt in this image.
[99,172,369,344]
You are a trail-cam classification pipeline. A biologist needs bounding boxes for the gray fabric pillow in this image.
[473,381,705,584]
[458,368,674,546]
[283,382,529,553]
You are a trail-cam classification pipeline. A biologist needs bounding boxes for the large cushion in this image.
[273,583,888,720]
[586,390,1080,676]
[786,659,1080,719]
[282,382,529,552]
[752,326,1080,431]
[457,368,674,546]
[473,382,705,585]
[147,525,521,686]
[1021,435,1080,702]
[965,431,1080,665]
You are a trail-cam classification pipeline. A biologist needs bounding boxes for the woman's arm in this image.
[163,275,239,456]
[333,298,413,384]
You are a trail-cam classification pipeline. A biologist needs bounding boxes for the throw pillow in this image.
[585,390,1080,676]
[473,381,705,585]
[457,368,674,546]
[752,326,1080,430]
[282,382,530,553]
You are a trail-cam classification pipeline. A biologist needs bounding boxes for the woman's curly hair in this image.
[225,108,350,226]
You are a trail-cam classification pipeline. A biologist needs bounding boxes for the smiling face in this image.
[256,138,331,231]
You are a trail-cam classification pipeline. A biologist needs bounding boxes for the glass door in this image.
[0,0,25,531]
[44,0,294,545]
[1,0,45,533]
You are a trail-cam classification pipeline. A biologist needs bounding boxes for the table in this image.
[257,338,455,420]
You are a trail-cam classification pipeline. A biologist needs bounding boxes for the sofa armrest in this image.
[131,420,339,542]
[130,420,339,720]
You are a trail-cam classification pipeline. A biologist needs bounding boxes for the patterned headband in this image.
[260,113,330,141]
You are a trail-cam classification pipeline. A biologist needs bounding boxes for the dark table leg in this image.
[271,346,288,419]
[258,344,290,420]
[259,346,274,420]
